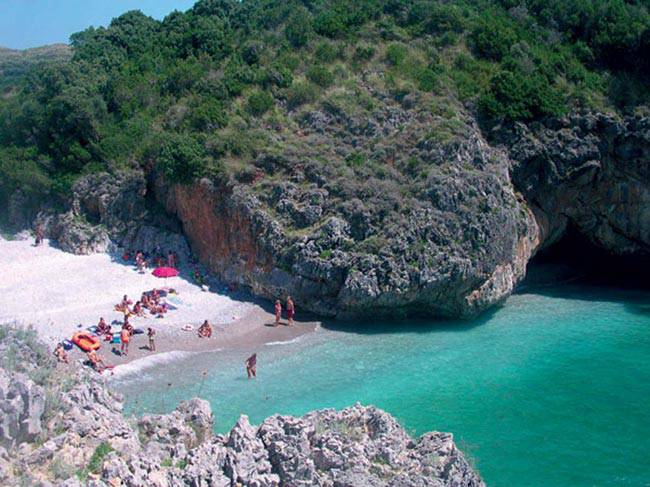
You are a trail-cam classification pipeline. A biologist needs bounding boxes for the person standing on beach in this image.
[245,353,257,379]
[286,296,295,326]
[274,300,282,326]
[120,325,131,356]
[34,224,44,246]
[147,327,156,351]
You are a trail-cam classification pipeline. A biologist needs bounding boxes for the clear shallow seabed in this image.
[116,283,650,487]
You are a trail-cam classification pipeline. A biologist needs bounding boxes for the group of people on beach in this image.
[124,248,179,273]
[274,296,295,326]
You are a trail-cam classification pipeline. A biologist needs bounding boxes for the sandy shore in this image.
[0,236,319,374]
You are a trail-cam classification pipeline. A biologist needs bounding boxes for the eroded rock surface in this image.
[35,111,648,320]
[498,113,650,257]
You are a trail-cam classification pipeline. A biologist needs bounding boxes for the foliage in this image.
[247,90,274,115]
[286,82,318,110]
[306,65,335,88]
[0,0,647,213]
[285,8,313,47]
[83,442,114,477]
[156,133,215,183]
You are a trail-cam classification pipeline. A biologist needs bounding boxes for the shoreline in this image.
[100,306,320,378]
[0,236,320,376]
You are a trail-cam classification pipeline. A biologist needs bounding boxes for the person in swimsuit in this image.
[274,300,282,326]
[245,353,257,379]
[97,317,110,335]
[198,320,212,338]
[147,327,156,351]
[286,296,295,326]
[120,325,131,356]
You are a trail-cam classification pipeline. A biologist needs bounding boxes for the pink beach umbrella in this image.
[152,267,179,278]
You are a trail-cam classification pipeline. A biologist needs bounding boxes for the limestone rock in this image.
[0,369,45,449]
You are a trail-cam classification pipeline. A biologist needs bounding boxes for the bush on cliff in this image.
[0,0,648,219]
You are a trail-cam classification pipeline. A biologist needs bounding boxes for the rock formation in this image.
[34,111,648,320]
[497,112,650,257]
[0,327,484,486]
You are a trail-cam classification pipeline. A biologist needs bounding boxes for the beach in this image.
[0,236,318,374]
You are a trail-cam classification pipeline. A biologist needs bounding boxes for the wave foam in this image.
[265,336,304,346]
[108,350,196,380]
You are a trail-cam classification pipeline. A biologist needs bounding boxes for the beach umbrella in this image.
[152,267,179,278]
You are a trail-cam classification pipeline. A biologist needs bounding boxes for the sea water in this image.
[116,283,650,487]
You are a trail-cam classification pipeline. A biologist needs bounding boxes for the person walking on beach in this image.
[245,353,257,379]
[147,327,156,351]
[286,296,295,326]
[274,300,282,326]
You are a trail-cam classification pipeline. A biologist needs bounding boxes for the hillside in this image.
[0,43,71,94]
[0,0,648,318]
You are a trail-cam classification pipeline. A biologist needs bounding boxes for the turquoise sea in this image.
[116,282,650,487]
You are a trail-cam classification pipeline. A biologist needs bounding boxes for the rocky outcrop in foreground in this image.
[0,327,484,486]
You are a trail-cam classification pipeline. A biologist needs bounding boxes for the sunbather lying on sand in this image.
[54,343,69,364]
[198,320,212,338]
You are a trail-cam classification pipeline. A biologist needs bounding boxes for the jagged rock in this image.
[50,211,113,255]
[0,327,484,486]
[498,113,650,258]
[0,369,45,449]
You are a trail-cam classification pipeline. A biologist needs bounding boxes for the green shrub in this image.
[306,65,335,88]
[264,64,293,88]
[247,90,274,116]
[285,9,313,47]
[354,44,375,61]
[385,43,408,66]
[286,82,318,110]
[315,41,340,63]
[345,152,365,167]
[157,134,209,183]
[87,442,113,475]
[479,69,565,122]
[313,10,348,38]
[191,98,228,131]
[470,13,517,61]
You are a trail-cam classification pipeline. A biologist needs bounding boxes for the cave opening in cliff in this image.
[525,225,650,289]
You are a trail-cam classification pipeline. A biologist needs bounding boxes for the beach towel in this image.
[167,296,183,306]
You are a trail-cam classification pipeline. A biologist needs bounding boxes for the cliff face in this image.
[499,113,650,257]
[156,111,541,319]
[39,112,648,320]
[0,328,484,487]
[154,111,647,319]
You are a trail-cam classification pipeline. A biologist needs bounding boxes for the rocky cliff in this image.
[0,327,484,486]
[36,110,649,320]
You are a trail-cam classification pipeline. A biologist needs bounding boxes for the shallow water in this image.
[116,283,650,487]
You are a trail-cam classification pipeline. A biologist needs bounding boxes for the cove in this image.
[116,282,650,487]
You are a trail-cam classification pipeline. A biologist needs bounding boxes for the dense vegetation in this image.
[0,0,648,221]
[0,44,71,94]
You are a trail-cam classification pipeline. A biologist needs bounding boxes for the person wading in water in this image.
[245,353,257,379]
